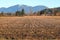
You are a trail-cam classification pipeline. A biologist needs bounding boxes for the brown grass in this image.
[0,16,60,40]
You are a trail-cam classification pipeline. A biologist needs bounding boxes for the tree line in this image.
[34,9,60,16]
[0,9,25,16]
[0,8,60,16]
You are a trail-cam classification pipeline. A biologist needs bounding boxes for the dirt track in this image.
[0,16,60,40]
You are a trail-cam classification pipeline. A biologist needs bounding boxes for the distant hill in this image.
[39,7,60,16]
[0,5,47,13]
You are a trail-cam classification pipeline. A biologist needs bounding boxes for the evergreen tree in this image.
[21,9,25,16]
[16,11,21,16]
[15,9,25,16]
[0,12,4,16]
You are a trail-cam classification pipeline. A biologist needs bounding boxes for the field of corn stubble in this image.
[0,16,60,40]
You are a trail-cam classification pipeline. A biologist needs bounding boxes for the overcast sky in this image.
[0,0,60,8]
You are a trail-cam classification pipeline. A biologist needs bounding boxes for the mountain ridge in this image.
[0,5,48,13]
